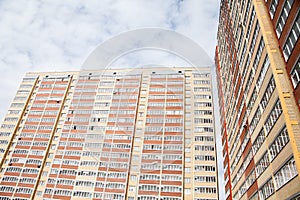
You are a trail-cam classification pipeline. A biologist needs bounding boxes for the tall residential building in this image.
[0,67,218,200]
[216,0,300,200]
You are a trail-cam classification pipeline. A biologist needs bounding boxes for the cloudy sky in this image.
[0,0,223,195]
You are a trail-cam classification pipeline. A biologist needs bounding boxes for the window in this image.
[0,186,15,192]
[269,126,289,161]
[144,126,162,132]
[195,155,215,161]
[130,175,137,181]
[269,0,279,18]
[264,99,282,134]
[194,118,213,124]
[22,168,39,174]
[247,87,258,115]
[69,109,92,115]
[73,191,92,198]
[194,87,211,92]
[194,102,212,107]
[22,77,36,82]
[195,135,214,141]
[15,187,32,194]
[129,186,135,192]
[161,186,181,192]
[162,175,182,181]
[38,126,53,130]
[259,178,275,199]
[253,38,265,70]
[260,77,276,110]
[195,145,215,151]
[195,176,216,183]
[166,102,183,107]
[13,149,28,154]
[249,23,260,55]
[185,147,191,153]
[147,110,164,115]
[185,167,191,173]
[4,117,18,122]
[163,145,182,151]
[8,110,20,114]
[194,80,210,84]
[59,169,77,176]
[44,188,53,194]
[249,107,262,134]
[1,124,16,129]
[63,159,80,166]
[185,178,191,184]
[252,129,265,155]
[194,110,212,115]
[185,188,191,195]
[2,176,18,182]
[54,189,72,196]
[194,126,214,134]
[75,181,94,187]
[195,187,216,194]
[276,0,295,37]
[99,81,114,86]
[194,165,216,172]
[11,103,25,108]
[139,184,159,192]
[162,164,182,171]
[256,152,270,177]
[245,67,255,97]
[77,171,97,177]
[36,191,42,196]
[274,157,298,189]
[146,118,164,124]
[256,56,270,90]
[6,167,22,173]
[94,102,110,107]
[291,58,300,88]
[241,170,256,196]
[164,135,182,141]
[164,126,183,133]
[26,159,42,165]
[246,9,256,40]
[283,13,300,60]
[0,140,8,145]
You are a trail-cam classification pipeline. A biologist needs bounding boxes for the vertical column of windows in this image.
[290,58,300,88]
[246,9,256,40]
[138,73,184,200]
[32,76,71,199]
[140,75,165,198]
[0,77,37,161]
[283,13,300,61]
[276,0,295,37]
[269,0,279,19]
[264,99,282,134]
[101,75,140,199]
[192,72,217,198]
[0,75,71,199]
[42,75,91,199]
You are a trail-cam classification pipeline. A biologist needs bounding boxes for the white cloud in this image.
[0,0,224,197]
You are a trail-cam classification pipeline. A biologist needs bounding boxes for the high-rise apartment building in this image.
[0,67,218,200]
[216,0,300,199]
